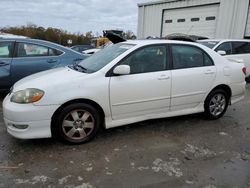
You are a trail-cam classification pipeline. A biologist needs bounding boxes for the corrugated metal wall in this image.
[245,6,250,37]
[216,0,249,39]
[137,0,250,39]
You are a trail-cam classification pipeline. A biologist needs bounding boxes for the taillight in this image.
[242,67,247,76]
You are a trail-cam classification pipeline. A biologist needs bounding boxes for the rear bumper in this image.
[231,94,244,105]
[229,82,246,105]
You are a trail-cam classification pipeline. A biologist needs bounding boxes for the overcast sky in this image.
[0,0,152,36]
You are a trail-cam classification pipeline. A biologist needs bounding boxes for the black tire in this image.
[52,103,101,144]
[204,89,229,120]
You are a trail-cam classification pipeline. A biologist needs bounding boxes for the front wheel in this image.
[53,103,101,144]
[204,89,229,119]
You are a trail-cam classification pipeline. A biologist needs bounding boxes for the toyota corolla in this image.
[2,40,246,144]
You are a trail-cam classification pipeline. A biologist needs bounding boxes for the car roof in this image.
[0,38,83,55]
[122,39,198,46]
[0,38,64,48]
[198,39,250,42]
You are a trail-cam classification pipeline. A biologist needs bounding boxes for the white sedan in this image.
[2,40,246,144]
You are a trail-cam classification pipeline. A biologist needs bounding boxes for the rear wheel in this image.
[53,103,101,144]
[204,89,229,119]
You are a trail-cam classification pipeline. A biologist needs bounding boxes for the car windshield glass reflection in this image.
[77,43,135,73]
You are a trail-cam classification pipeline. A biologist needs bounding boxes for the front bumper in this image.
[4,118,52,139]
[3,94,60,139]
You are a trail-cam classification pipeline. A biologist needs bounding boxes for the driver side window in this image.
[120,45,167,74]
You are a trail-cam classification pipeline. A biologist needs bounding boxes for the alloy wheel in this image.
[62,109,95,140]
[209,93,226,117]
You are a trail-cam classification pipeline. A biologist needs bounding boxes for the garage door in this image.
[245,6,250,37]
[162,4,220,38]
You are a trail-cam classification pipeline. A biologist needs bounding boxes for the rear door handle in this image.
[0,62,9,66]
[158,75,170,80]
[228,58,244,63]
[47,59,58,63]
[235,59,244,63]
[204,69,215,75]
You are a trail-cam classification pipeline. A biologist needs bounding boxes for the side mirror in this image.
[113,65,130,75]
[217,50,226,56]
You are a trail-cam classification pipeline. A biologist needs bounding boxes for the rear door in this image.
[170,44,216,110]
[0,41,14,90]
[11,42,61,84]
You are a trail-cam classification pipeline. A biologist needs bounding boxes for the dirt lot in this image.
[0,85,250,188]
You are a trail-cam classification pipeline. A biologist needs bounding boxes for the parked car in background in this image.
[82,48,101,55]
[82,42,114,55]
[0,38,87,92]
[165,33,208,42]
[82,32,126,55]
[198,39,250,82]
[3,40,246,144]
[70,45,92,53]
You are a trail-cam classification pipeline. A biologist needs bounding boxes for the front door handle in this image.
[204,69,215,75]
[158,75,170,80]
[47,59,57,63]
[0,62,9,66]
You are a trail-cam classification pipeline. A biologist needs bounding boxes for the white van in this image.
[198,39,250,82]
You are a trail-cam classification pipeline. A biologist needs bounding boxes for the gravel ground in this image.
[0,85,250,188]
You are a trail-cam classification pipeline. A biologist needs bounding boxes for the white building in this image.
[137,0,250,39]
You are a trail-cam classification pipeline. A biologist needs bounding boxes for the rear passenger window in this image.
[172,45,213,69]
[215,42,232,55]
[232,42,250,54]
[17,43,49,57]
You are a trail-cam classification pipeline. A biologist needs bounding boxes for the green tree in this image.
[0,24,94,46]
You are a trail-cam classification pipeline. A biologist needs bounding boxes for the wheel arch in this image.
[51,98,105,131]
[206,84,232,103]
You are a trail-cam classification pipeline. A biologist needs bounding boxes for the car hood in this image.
[13,67,85,92]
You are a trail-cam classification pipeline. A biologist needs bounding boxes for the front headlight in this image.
[11,88,44,104]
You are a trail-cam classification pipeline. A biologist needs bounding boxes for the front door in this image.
[109,45,171,120]
[0,41,14,90]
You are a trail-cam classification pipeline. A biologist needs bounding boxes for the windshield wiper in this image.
[72,63,88,72]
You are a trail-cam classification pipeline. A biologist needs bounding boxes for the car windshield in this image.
[77,43,135,73]
[198,41,219,49]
